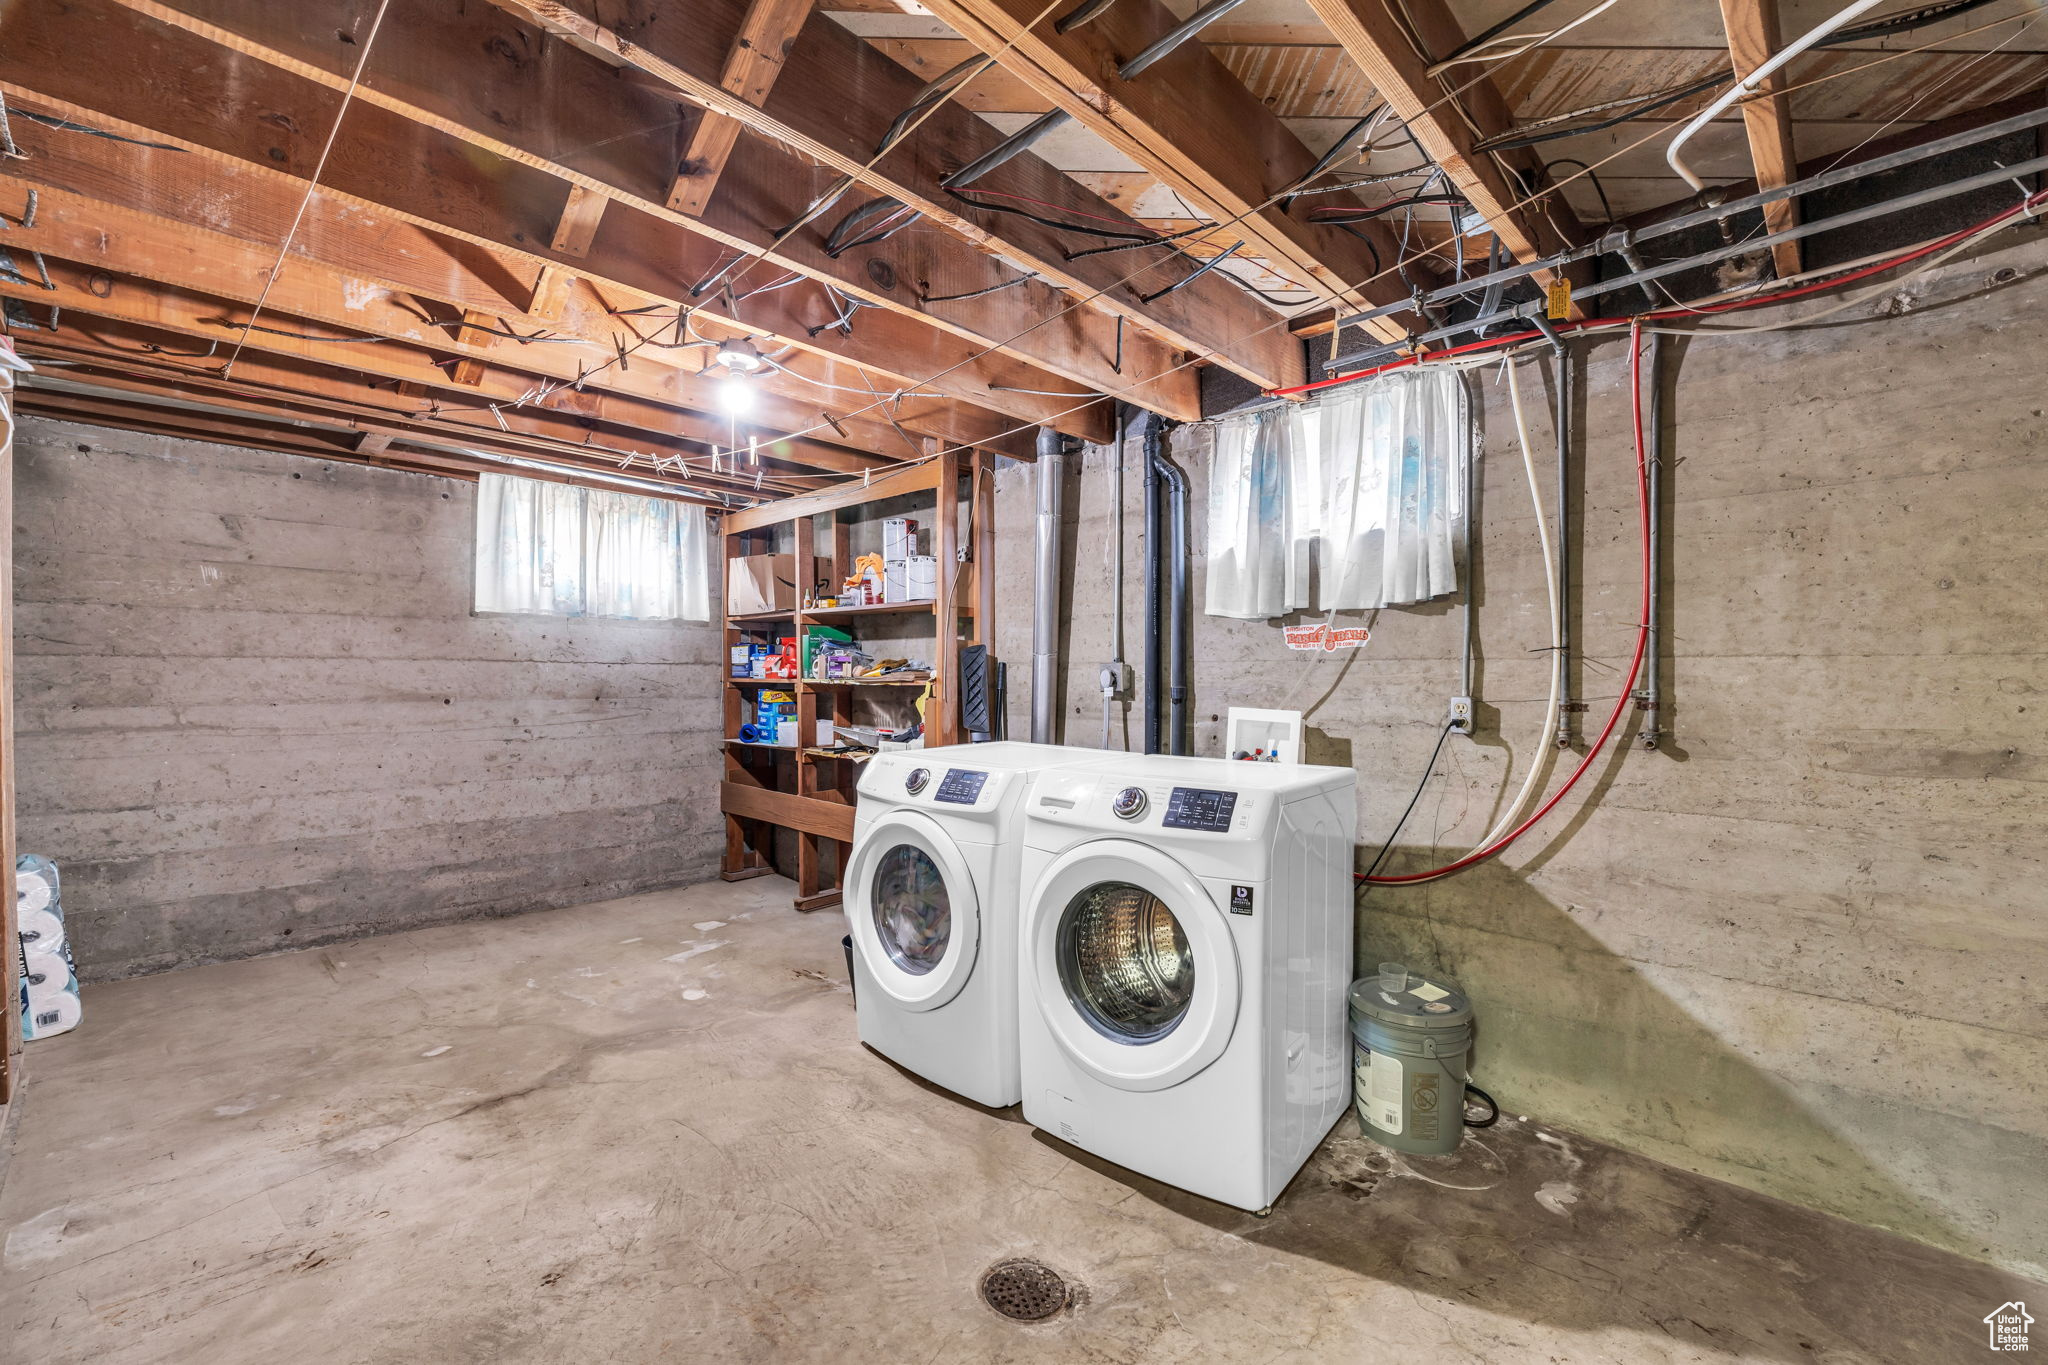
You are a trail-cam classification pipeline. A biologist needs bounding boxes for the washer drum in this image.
[1348,973,1475,1156]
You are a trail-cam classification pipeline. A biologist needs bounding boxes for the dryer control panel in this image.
[1161,787,1238,832]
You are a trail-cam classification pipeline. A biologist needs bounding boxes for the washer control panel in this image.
[933,769,989,805]
[1111,786,1148,820]
[1161,786,1238,832]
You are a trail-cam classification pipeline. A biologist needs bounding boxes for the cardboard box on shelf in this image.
[727,554,831,616]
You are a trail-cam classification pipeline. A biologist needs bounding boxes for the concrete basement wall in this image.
[12,421,724,980]
[995,234,2048,1277]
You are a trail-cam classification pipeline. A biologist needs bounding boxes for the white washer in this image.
[845,741,1104,1108]
[1017,754,1357,1212]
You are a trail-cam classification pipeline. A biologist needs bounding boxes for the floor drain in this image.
[979,1258,1069,1322]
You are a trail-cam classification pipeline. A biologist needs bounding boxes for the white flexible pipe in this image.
[1427,0,1622,75]
[1666,0,1885,192]
[1477,361,1563,849]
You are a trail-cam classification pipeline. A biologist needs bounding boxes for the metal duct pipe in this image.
[1154,437,1192,756]
[1553,340,1576,750]
[1031,425,1071,744]
[1639,331,1665,749]
[1141,413,1167,754]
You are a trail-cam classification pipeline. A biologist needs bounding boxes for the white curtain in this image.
[1204,408,1310,620]
[474,473,712,622]
[1308,367,1467,610]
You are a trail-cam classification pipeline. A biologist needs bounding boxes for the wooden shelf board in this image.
[800,599,936,620]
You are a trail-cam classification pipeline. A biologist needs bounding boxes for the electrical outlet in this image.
[1447,696,1474,736]
[1100,661,1132,700]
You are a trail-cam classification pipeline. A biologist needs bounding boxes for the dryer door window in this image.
[872,844,951,976]
[1057,882,1194,1043]
[1024,840,1243,1093]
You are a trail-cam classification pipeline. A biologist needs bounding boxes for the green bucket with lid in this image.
[1349,970,1475,1155]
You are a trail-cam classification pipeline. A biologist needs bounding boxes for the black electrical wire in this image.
[1463,1083,1500,1127]
[948,188,1158,241]
[823,197,907,256]
[1825,0,2006,45]
[1137,240,1241,303]
[1479,72,1728,153]
[1361,722,1457,882]
[1055,0,1122,32]
[1309,194,1470,224]
[1439,0,1568,64]
[922,273,1037,305]
[1543,158,1614,224]
[1326,222,1384,277]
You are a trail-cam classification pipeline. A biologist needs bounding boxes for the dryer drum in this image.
[1057,882,1194,1043]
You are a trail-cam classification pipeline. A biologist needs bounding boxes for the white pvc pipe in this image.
[1478,361,1563,850]
[1665,0,1885,192]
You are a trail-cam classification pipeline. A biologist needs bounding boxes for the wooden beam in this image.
[549,185,609,257]
[17,330,822,495]
[722,458,940,533]
[448,310,497,387]
[72,0,1157,425]
[720,781,856,843]
[12,384,718,503]
[0,2,1116,441]
[0,357,16,1102]
[470,0,1296,391]
[1718,0,1801,277]
[670,0,814,217]
[917,0,1420,344]
[0,255,884,481]
[0,152,1023,461]
[1298,0,1578,280]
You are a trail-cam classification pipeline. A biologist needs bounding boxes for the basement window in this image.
[473,473,712,622]
[1205,367,1469,620]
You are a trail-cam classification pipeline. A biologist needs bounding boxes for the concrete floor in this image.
[2,880,2036,1364]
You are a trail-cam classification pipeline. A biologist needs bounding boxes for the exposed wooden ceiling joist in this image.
[671,0,816,216]
[0,100,1035,463]
[16,331,826,497]
[0,0,1111,443]
[0,247,904,483]
[96,0,1161,428]
[915,0,1421,345]
[473,0,1300,391]
[1717,0,1803,277]
[1298,0,1580,279]
[12,382,730,504]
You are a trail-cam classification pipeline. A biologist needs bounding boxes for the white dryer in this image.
[845,741,1103,1108]
[1016,754,1357,1212]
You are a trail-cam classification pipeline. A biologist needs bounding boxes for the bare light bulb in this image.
[718,375,754,417]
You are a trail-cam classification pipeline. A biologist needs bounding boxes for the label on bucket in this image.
[1355,1042,1404,1133]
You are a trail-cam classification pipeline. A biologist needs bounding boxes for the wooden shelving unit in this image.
[717,452,995,912]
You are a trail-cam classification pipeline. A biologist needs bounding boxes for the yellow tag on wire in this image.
[1546,277,1572,320]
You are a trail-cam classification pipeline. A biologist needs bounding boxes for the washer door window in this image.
[845,810,980,1011]
[873,844,950,975]
[1025,841,1241,1092]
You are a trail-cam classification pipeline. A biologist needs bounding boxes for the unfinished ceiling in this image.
[0,0,2039,503]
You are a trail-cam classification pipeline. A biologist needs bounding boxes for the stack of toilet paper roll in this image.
[16,854,81,1040]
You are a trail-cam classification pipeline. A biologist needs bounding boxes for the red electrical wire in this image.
[1348,188,2048,884]
[1280,189,2048,401]
[1358,320,1652,886]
